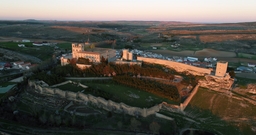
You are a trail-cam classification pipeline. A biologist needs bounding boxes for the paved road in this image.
[236,73,256,79]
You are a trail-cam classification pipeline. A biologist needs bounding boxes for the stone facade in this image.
[72,43,100,63]
[122,49,133,61]
[76,64,91,69]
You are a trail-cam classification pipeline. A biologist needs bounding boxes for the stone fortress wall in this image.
[28,81,163,117]
[180,84,200,111]
[137,57,211,76]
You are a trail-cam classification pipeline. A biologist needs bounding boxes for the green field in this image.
[238,53,256,60]
[0,82,17,94]
[236,77,256,87]
[56,83,85,92]
[56,42,72,50]
[0,41,54,60]
[56,81,178,108]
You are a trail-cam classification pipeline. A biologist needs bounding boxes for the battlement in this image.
[72,43,84,48]
[72,43,85,53]
[71,42,101,63]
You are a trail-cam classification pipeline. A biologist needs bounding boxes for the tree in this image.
[69,58,77,65]
[89,44,95,51]
[130,118,141,131]
[39,111,48,124]
[71,115,76,126]
[117,121,123,129]
[55,115,62,126]
[229,70,235,78]
[49,114,55,125]
[77,57,91,65]
[149,121,160,134]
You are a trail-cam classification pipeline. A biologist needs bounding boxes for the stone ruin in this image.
[28,80,163,117]
[199,73,234,92]
[247,84,256,94]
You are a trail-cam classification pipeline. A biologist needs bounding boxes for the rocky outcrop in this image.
[199,73,234,92]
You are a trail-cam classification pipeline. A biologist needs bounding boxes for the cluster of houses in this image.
[0,62,12,70]
[236,63,256,73]
[0,61,37,71]
[16,39,57,47]
[12,61,37,70]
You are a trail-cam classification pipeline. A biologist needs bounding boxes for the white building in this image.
[248,63,256,68]
[18,44,25,47]
[22,39,30,42]
[187,56,198,62]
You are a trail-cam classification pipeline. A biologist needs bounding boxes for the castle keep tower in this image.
[71,43,100,63]
[72,43,85,59]
[122,49,133,61]
[215,61,228,77]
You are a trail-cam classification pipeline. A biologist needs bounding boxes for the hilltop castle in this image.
[60,42,101,66]
[72,43,100,63]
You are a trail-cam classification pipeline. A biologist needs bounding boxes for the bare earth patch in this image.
[150,43,163,47]
[195,48,236,57]
[0,36,66,43]
[151,50,195,57]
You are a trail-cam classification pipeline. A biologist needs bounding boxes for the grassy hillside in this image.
[187,87,256,135]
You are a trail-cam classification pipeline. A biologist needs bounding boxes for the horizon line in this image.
[0,19,255,24]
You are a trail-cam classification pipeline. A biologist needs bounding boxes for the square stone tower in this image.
[72,43,85,59]
[122,49,129,60]
[215,61,228,77]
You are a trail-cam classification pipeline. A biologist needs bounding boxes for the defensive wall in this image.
[155,112,174,121]
[137,57,211,76]
[180,84,200,111]
[28,81,162,117]
[51,81,88,89]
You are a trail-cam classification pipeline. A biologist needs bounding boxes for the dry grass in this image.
[164,30,256,35]
[0,36,66,43]
[51,26,95,34]
[200,34,256,43]
[51,26,132,37]
[179,35,197,39]
[150,50,195,57]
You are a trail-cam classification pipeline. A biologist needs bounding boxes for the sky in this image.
[0,0,256,23]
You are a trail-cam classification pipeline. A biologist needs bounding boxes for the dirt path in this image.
[209,94,217,110]
[236,73,256,79]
